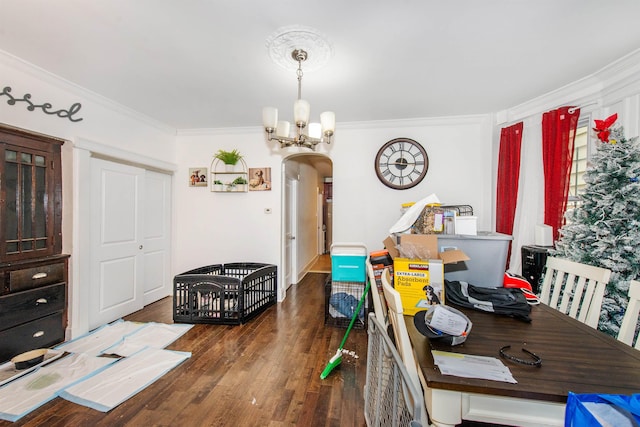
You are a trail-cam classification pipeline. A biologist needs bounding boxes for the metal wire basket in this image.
[364,313,425,426]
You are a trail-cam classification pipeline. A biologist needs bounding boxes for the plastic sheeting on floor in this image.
[0,353,116,422]
[55,320,192,357]
[54,320,147,356]
[58,347,190,412]
[0,320,193,421]
[102,322,193,357]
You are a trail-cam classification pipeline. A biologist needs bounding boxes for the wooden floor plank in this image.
[0,272,367,427]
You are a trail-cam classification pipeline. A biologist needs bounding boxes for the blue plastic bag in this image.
[565,392,640,427]
[329,292,364,319]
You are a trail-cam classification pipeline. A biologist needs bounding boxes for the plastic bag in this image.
[329,292,364,319]
[565,392,640,427]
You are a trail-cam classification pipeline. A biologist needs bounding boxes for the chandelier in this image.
[262,48,335,150]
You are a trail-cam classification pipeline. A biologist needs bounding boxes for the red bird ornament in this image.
[593,113,618,142]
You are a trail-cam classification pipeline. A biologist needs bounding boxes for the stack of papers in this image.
[432,350,517,384]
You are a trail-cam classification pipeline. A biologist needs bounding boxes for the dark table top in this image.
[406,303,640,403]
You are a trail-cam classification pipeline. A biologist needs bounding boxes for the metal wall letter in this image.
[1,86,83,122]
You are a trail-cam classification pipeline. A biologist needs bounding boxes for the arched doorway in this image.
[281,153,333,292]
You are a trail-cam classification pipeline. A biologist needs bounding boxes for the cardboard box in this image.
[369,250,393,291]
[384,234,469,315]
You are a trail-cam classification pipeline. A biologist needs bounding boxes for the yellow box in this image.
[384,234,469,315]
[393,258,444,315]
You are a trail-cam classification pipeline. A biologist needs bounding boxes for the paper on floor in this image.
[58,347,190,412]
[102,322,193,357]
[0,353,116,422]
[55,320,145,356]
[0,349,64,387]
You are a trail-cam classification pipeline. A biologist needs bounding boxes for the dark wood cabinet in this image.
[0,124,68,362]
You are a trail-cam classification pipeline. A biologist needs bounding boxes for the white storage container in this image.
[437,232,513,288]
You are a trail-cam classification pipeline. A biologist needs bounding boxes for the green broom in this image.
[320,279,371,379]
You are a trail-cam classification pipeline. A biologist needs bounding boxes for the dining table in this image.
[406,302,640,427]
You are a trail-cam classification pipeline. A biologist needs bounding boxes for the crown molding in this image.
[497,48,640,125]
[177,114,491,137]
[0,49,176,135]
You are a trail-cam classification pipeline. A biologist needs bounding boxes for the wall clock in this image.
[374,138,429,190]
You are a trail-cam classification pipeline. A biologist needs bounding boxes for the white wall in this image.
[1,50,177,337]
[174,129,282,273]
[174,115,494,300]
[333,116,494,252]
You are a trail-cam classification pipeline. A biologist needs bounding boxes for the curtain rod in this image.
[568,101,600,114]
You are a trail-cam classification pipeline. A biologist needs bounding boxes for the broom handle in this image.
[338,279,371,350]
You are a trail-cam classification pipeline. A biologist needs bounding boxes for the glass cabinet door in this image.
[4,146,51,257]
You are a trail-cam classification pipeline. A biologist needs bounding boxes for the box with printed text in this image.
[384,234,469,315]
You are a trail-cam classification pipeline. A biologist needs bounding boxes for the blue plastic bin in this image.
[331,243,367,283]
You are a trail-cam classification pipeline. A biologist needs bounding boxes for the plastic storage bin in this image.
[437,232,513,288]
[326,243,369,329]
[331,243,367,283]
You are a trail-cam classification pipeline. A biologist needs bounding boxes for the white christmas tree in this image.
[554,113,640,337]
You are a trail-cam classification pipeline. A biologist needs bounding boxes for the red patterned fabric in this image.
[542,106,580,242]
[496,122,523,269]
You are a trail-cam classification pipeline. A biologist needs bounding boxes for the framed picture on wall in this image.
[189,167,208,187]
[249,167,271,191]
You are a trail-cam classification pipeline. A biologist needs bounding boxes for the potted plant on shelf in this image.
[213,179,223,191]
[232,176,248,192]
[214,149,243,172]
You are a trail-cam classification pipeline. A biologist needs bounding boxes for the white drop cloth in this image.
[55,319,145,356]
[0,353,116,422]
[102,322,193,357]
[58,347,190,412]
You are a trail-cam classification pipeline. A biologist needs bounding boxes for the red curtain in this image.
[542,106,580,242]
[496,122,523,269]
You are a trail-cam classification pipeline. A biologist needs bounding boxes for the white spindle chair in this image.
[539,257,611,328]
[380,268,431,427]
[617,279,640,349]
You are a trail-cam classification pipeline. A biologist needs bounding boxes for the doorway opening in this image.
[281,153,333,292]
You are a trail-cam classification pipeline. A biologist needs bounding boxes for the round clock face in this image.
[375,138,429,190]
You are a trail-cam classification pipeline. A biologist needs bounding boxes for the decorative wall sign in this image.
[189,167,207,187]
[249,167,272,191]
[1,86,83,122]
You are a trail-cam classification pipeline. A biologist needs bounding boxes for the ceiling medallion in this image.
[263,25,335,150]
[265,25,334,72]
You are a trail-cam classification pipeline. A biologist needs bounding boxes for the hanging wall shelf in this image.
[210,158,248,192]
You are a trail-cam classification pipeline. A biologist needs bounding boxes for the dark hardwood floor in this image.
[1,273,368,427]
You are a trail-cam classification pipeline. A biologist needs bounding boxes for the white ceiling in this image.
[2,1,640,130]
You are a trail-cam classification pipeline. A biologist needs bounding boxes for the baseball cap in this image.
[414,304,472,346]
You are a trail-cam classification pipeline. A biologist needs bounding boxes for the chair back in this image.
[539,257,611,328]
[366,259,388,328]
[617,280,640,349]
[364,313,426,427]
[380,268,421,391]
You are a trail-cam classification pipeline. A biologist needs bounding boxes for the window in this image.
[565,118,590,222]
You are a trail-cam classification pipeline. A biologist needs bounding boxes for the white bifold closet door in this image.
[89,158,171,330]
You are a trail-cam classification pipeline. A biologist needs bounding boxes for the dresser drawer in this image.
[0,283,66,330]
[6,262,66,293]
[0,311,64,362]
